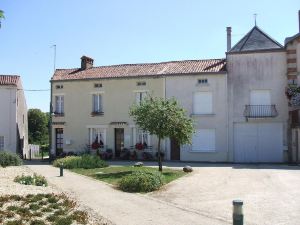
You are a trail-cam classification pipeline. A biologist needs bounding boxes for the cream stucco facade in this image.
[50,77,166,158]
[165,73,228,161]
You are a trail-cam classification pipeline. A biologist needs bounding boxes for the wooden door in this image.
[115,128,124,158]
[171,138,180,160]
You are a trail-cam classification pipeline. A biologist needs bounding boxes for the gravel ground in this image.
[0,165,113,225]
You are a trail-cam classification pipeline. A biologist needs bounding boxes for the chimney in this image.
[81,56,94,70]
[226,27,232,52]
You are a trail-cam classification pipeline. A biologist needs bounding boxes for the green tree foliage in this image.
[130,97,194,171]
[28,109,49,145]
[0,10,4,28]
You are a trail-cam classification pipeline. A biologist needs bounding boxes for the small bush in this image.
[119,170,164,192]
[30,220,45,225]
[0,151,22,167]
[54,216,73,225]
[14,173,48,187]
[53,154,108,169]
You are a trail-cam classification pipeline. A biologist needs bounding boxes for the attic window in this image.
[198,79,208,84]
[137,81,146,86]
[56,85,63,89]
[94,83,102,88]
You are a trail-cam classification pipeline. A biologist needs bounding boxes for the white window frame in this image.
[132,128,151,147]
[55,95,64,114]
[93,94,103,112]
[135,91,148,105]
[191,129,216,152]
[0,136,4,150]
[193,91,213,114]
[89,128,106,146]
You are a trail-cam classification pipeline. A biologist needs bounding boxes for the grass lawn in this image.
[71,166,186,186]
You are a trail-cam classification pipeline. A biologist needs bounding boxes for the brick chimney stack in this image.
[226,27,232,52]
[81,56,94,70]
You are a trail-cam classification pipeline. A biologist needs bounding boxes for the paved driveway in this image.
[148,164,300,225]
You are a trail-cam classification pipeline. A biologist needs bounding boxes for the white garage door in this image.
[234,123,283,162]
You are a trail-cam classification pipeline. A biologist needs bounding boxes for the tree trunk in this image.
[157,137,162,171]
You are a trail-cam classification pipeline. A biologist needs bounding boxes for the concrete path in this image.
[27,164,230,225]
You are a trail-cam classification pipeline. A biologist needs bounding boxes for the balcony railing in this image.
[244,105,278,118]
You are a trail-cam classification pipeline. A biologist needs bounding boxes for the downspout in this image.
[49,79,53,163]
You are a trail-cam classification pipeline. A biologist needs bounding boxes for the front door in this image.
[171,138,180,160]
[55,128,64,156]
[115,128,124,158]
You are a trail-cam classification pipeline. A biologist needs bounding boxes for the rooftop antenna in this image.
[50,44,56,72]
[254,13,257,26]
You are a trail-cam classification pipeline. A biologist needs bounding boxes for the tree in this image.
[130,97,194,171]
[0,10,4,28]
[28,109,49,145]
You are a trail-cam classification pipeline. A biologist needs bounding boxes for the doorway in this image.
[171,138,180,160]
[115,128,124,158]
[55,128,64,156]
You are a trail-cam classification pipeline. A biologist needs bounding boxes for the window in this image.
[250,90,271,105]
[55,96,64,114]
[94,83,102,88]
[193,92,213,114]
[192,129,215,152]
[92,94,103,113]
[89,128,106,147]
[56,84,63,89]
[137,129,151,147]
[137,81,146,86]
[55,128,63,152]
[0,136,4,150]
[198,79,208,84]
[136,92,147,104]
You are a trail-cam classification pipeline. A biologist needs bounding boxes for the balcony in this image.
[244,105,278,119]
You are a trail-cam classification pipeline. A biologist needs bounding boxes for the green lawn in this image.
[71,166,186,186]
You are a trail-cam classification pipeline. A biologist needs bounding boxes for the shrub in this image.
[119,170,164,192]
[53,155,108,169]
[0,151,22,167]
[14,173,48,187]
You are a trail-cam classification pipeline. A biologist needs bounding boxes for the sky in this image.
[0,0,299,112]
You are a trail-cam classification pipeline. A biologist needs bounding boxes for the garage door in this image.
[234,123,283,162]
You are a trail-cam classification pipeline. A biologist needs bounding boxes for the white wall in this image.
[166,74,228,162]
[0,86,17,153]
[227,51,289,161]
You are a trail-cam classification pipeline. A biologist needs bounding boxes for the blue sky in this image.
[0,0,299,112]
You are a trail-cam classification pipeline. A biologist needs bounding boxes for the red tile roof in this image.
[0,75,20,85]
[52,59,226,81]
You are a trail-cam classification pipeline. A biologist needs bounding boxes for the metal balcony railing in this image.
[244,105,278,118]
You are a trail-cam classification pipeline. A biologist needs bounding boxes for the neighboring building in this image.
[285,10,300,163]
[227,26,288,162]
[0,75,28,157]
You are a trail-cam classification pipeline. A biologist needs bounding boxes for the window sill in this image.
[191,113,215,117]
[189,150,216,153]
[53,113,65,117]
[91,112,104,117]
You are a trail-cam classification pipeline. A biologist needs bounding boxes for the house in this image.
[227,26,288,162]
[50,24,291,163]
[285,10,300,163]
[50,56,226,160]
[0,75,28,157]
[165,59,227,161]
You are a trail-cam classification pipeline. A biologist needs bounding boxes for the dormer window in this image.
[137,81,146,86]
[56,84,63,89]
[94,83,102,88]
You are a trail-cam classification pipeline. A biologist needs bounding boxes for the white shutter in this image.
[193,92,212,114]
[192,129,215,151]
[55,96,59,113]
[99,95,102,112]
[136,92,141,104]
[61,96,64,113]
[250,90,271,105]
